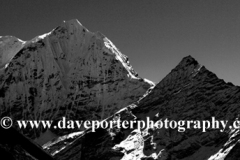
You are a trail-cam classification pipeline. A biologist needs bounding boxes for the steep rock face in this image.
[0,19,153,141]
[50,56,240,160]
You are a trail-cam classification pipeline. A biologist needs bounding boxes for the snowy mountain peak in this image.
[0,19,154,145]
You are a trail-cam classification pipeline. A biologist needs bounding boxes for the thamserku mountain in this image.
[0,19,154,144]
[1,19,240,160]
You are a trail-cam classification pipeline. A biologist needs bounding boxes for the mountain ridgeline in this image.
[1,19,240,160]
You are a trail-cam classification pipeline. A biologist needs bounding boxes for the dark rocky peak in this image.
[176,55,199,67]
[49,56,240,160]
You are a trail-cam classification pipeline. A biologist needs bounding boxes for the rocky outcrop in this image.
[0,19,154,143]
[48,56,240,160]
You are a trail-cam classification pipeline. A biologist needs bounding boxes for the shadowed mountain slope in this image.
[49,56,240,160]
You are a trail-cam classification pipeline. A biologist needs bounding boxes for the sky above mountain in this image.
[1,0,240,85]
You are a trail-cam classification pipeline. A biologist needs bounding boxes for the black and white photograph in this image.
[0,0,240,160]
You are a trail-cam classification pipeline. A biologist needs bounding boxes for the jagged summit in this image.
[178,55,199,66]
[63,19,82,24]
[147,55,203,95]
[0,19,110,71]
[60,19,90,33]
[0,19,95,71]
[0,19,154,145]
[180,55,196,61]
[171,55,201,72]
[62,19,105,37]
